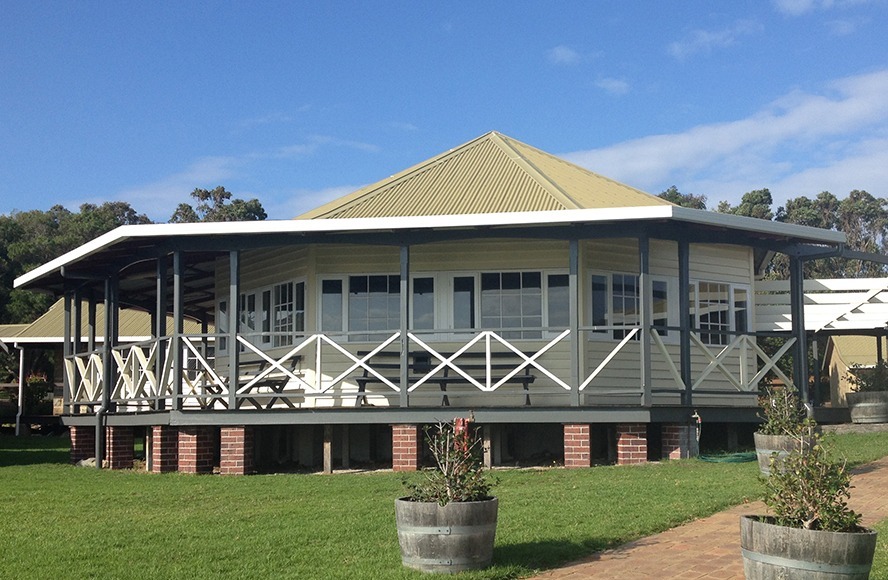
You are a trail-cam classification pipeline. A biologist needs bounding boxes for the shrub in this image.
[845,361,888,392]
[762,435,862,532]
[404,418,493,506]
[757,384,815,437]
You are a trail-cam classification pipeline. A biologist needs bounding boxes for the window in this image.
[218,280,305,353]
[589,272,673,340]
[697,282,730,345]
[453,276,475,330]
[690,282,749,346]
[320,275,401,340]
[547,274,570,329]
[272,281,305,347]
[481,272,542,339]
[412,277,435,330]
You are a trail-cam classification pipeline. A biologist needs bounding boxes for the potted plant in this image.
[740,435,877,578]
[395,417,497,574]
[754,384,816,475]
[845,361,888,424]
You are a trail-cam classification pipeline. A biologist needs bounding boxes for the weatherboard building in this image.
[14,132,855,473]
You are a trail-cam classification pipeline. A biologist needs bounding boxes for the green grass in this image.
[1,432,888,579]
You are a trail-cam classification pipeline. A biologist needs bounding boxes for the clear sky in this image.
[2,1,887,221]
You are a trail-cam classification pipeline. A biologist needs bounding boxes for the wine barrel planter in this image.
[395,497,497,574]
[753,432,812,476]
[847,391,888,424]
[740,515,877,580]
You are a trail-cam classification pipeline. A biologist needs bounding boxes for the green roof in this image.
[297,131,672,219]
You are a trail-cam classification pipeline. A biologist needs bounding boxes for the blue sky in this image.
[2,1,888,221]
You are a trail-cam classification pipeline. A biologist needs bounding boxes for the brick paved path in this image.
[531,456,888,579]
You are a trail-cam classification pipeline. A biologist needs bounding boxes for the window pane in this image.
[590,275,607,333]
[548,274,569,328]
[653,279,668,336]
[698,281,729,345]
[321,280,343,332]
[734,287,748,334]
[413,277,434,330]
[453,276,475,329]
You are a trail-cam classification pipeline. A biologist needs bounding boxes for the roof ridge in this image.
[491,133,583,210]
[296,132,498,220]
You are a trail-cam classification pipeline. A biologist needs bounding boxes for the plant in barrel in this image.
[395,417,497,574]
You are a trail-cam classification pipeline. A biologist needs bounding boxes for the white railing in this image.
[63,326,798,413]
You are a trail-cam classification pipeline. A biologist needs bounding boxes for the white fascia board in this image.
[15,205,844,288]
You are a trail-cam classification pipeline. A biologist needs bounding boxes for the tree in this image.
[0,201,151,324]
[170,186,267,223]
[718,188,774,220]
[658,185,707,210]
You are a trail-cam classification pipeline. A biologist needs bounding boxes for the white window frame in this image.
[689,280,751,346]
[317,273,402,342]
[587,271,678,344]
[217,279,305,354]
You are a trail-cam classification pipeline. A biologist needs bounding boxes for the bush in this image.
[763,436,862,532]
[404,418,493,506]
[846,361,888,392]
[757,385,815,437]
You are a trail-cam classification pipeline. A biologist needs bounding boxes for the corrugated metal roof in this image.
[297,131,672,219]
[12,299,207,344]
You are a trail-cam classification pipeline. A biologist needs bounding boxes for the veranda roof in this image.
[297,131,673,219]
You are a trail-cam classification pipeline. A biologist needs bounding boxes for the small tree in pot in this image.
[395,418,497,574]
[845,361,888,424]
[740,435,877,578]
[754,385,816,475]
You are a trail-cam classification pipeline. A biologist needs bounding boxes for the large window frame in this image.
[217,278,305,355]
[690,281,750,346]
[587,271,677,343]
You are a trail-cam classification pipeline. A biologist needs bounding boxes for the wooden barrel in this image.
[753,432,811,476]
[847,392,888,424]
[740,515,877,579]
[395,497,497,574]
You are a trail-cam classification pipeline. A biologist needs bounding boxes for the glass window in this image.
[321,279,343,333]
[481,271,542,339]
[218,300,228,352]
[733,287,748,335]
[590,274,608,334]
[413,277,435,330]
[273,282,293,347]
[698,281,730,345]
[611,274,639,339]
[453,276,475,330]
[653,279,669,336]
[348,275,400,340]
[547,274,569,329]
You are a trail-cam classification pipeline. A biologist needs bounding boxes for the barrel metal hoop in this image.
[401,555,479,566]
[397,523,497,535]
[741,548,873,574]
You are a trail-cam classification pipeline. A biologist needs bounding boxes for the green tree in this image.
[718,188,774,220]
[658,185,707,209]
[170,186,267,223]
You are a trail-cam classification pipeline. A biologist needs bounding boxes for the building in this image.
[14,131,854,473]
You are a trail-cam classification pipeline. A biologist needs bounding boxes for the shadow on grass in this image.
[492,538,609,573]
[0,434,71,467]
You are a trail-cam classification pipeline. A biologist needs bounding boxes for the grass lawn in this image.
[1,431,887,579]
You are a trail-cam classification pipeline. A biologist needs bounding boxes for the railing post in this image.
[639,235,652,407]
[228,250,240,410]
[789,255,810,414]
[569,238,580,407]
[172,251,184,411]
[62,292,73,415]
[678,239,692,407]
[399,244,410,408]
[155,255,167,409]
